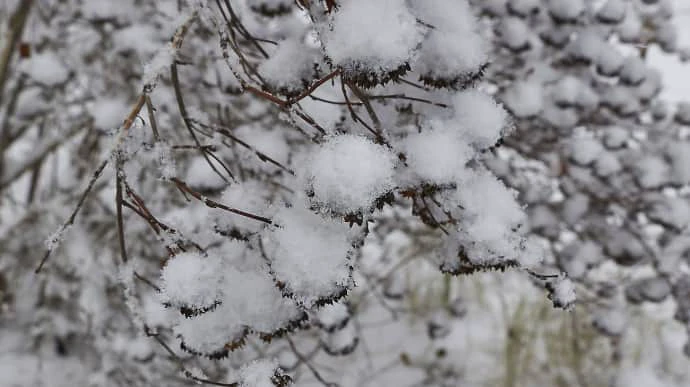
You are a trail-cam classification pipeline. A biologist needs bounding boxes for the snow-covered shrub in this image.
[479,0,690,364]
[2,0,689,386]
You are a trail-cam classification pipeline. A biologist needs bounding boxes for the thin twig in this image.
[171,177,272,224]
[287,69,341,105]
[287,337,340,387]
[36,159,109,272]
[115,159,128,264]
[339,77,380,140]
[146,328,239,387]
[369,93,448,108]
[145,95,161,141]
[194,119,295,175]
[171,62,233,183]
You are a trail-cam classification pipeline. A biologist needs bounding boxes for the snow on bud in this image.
[625,277,671,304]
[547,0,585,22]
[304,134,396,214]
[399,122,474,185]
[568,136,605,166]
[619,56,647,86]
[160,252,224,313]
[595,44,625,77]
[567,29,605,64]
[454,169,526,260]
[594,152,622,177]
[546,273,577,310]
[174,264,303,358]
[219,268,304,337]
[498,17,531,52]
[175,304,246,358]
[263,203,354,308]
[323,0,423,87]
[634,156,670,189]
[648,197,690,230]
[597,0,626,24]
[499,79,544,118]
[507,0,540,17]
[410,0,489,88]
[258,39,323,97]
[449,89,510,150]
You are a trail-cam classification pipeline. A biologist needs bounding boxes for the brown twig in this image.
[287,337,340,387]
[193,119,296,175]
[36,159,109,272]
[115,160,128,264]
[171,177,272,224]
[171,62,233,183]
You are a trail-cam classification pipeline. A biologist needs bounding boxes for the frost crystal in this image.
[141,45,176,91]
[44,225,71,251]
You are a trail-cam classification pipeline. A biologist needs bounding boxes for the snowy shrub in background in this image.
[478,0,690,365]
[0,0,688,386]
